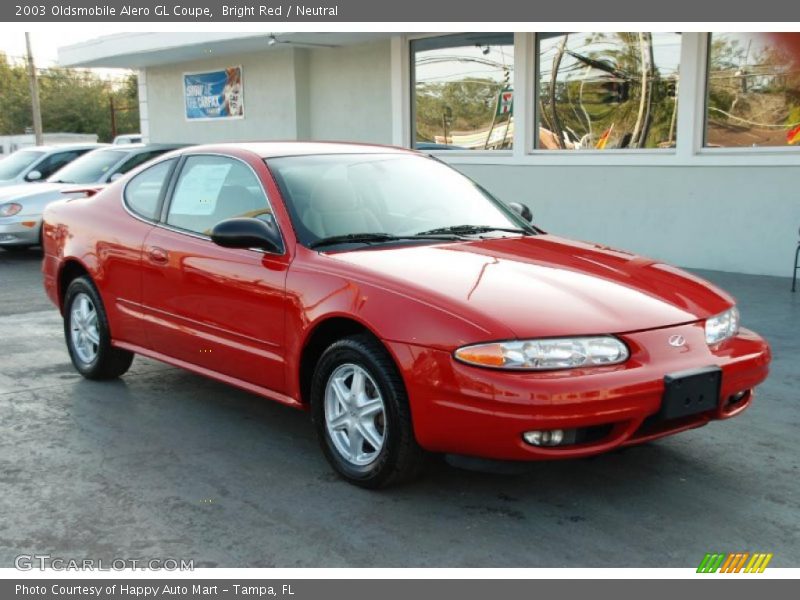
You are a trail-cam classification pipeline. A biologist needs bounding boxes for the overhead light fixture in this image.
[265,33,338,49]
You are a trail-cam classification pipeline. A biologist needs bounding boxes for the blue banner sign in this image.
[184,66,244,120]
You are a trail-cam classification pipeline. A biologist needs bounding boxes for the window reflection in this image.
[412,33,514,151]
[537,33,681,150]
[706,33,800,148]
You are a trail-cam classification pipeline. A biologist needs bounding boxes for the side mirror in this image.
[109,173,123,182]
[25,170,42,182]
[508,202,533,223]
[210,217,282,253]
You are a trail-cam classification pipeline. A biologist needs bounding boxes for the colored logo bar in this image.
[697,552,773,573]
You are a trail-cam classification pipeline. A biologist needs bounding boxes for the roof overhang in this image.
[58,32,391,68]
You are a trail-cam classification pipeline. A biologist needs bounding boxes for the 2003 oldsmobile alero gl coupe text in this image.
[41,142,771,487]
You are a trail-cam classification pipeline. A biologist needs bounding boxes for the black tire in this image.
[311,334,426,488]
[63,276,134,380]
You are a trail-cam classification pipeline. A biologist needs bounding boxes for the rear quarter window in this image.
[123,159,176,221]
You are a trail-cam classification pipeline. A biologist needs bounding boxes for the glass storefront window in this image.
[706,33,800,148]
[537,33,682,150]
[412,33,514,151]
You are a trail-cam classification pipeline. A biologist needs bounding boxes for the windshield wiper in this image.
[416,224,534,236]
[308,232,461,249]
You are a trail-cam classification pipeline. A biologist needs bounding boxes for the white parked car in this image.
[112,134,143,145]
[0,144,103,187]
[0,144,183,250]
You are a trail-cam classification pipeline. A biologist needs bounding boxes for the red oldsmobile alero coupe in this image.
[41,142,771,487]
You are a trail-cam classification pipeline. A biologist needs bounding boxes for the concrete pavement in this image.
[0,248,798,567]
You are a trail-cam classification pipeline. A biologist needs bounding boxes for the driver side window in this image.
[35,150,84,179]
[166,156,272,236]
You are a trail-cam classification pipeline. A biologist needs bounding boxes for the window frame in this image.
[395,33,800,167]
[702,32,800,154]
[531,32,683,154]
[157,152,286,256]
[409,32,516,156]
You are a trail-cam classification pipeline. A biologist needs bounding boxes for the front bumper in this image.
[388,322,771,461]
[0,215,41,246]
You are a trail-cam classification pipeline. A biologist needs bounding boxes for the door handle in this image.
[147,246,169,264]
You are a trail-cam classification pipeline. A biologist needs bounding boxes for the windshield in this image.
[0,150,44,180]
[47,149,126,184]
[267,153,526,247]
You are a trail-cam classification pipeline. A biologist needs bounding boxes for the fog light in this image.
[726,390,750,408]
[523,429,565,447]
[731,390,748,402]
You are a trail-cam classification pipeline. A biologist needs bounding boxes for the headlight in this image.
[0,203,22,217]
[705,306,740,345]
[454,336,629,370]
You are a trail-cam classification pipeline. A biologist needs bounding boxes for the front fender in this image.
[286,263,513,353]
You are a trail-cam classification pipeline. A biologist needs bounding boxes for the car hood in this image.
[0,179,20,187]
[324,235,735,338]
[0,182,68,203]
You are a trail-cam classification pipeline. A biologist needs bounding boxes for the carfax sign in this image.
[183,66,244,120]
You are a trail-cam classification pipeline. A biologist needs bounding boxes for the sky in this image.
[0,28,130,72]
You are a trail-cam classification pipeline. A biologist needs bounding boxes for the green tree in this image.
[0,53,139,142]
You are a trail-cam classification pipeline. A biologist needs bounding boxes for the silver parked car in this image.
[0,144,103,187]
[112,134,143,145]
[0,144,183,249]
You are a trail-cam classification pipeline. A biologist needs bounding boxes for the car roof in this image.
[92,143,186,155]
[19,143,105,153]
[179,141,418,159]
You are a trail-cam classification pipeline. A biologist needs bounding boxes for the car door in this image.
[106,157,179,349]
[140,154,291,395]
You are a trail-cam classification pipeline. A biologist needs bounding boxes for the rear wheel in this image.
[311,334,426,488]
[63,276,133,379]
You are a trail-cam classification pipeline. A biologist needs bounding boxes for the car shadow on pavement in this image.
[4,263,795,567]
[59,362,767,565]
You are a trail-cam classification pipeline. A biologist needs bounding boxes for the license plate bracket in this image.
[660,366,722,420]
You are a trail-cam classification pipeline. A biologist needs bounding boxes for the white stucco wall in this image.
[142,41,393,147]
[143,48,301,143]
[306,40,393,144]
[455,163,800,278]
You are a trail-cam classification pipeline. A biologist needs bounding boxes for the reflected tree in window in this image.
[412,34,514,150]
[706,33,800,147]
[537,33,681,150]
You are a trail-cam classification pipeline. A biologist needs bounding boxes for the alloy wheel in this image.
[69,292,100,364]
[324,363,387,466]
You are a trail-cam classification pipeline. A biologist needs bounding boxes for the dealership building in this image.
[58,32,800,277]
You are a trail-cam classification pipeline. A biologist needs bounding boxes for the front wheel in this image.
[311,334,426,488]
[63,276,133,379]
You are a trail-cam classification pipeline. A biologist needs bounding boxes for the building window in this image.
[706,33,800,148]
[411,33,514,151]
[536,33,682,150]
